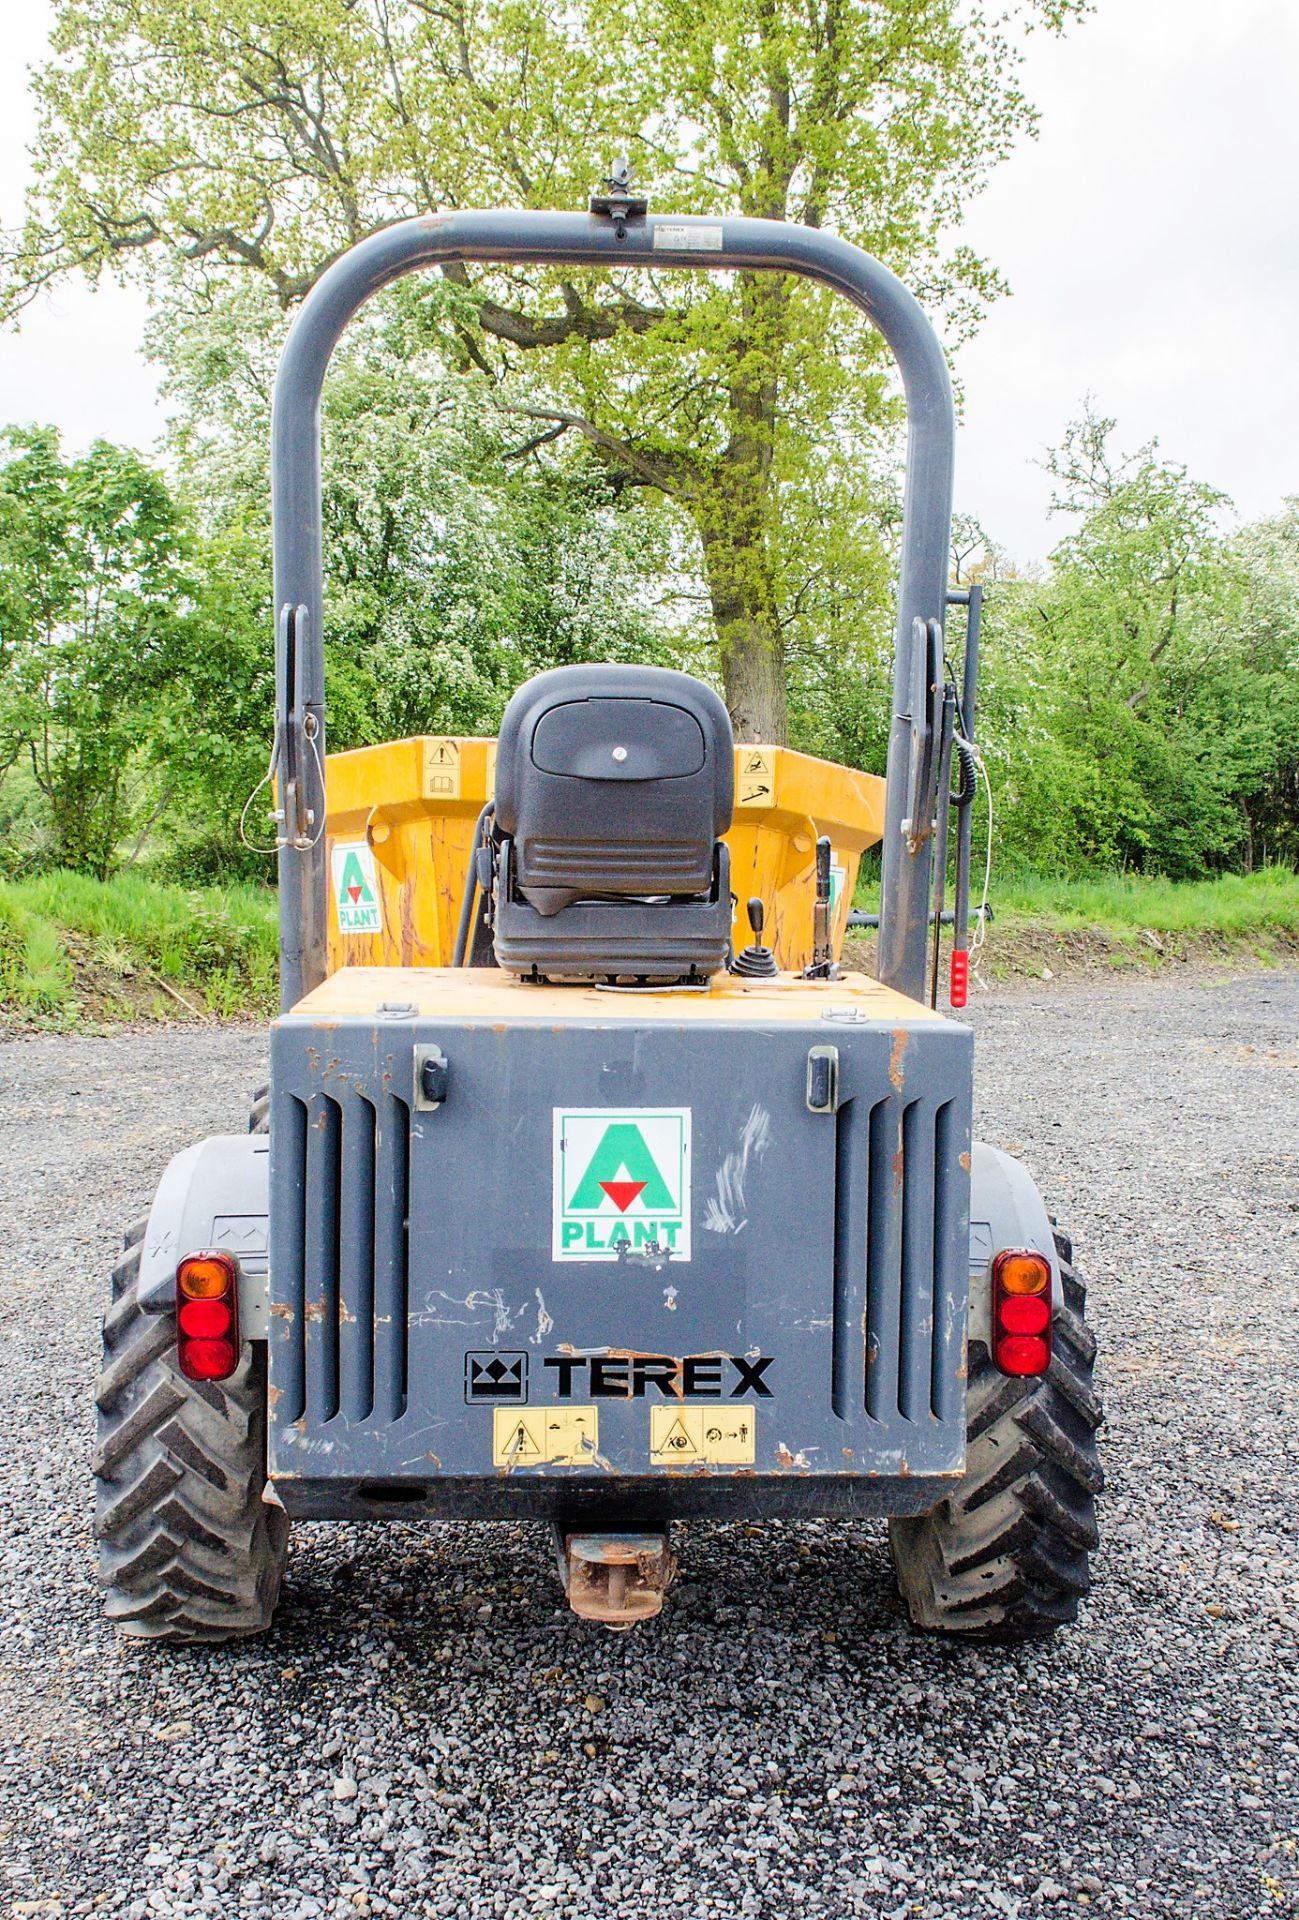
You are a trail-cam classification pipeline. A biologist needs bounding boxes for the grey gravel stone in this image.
[1,974,1297,1918]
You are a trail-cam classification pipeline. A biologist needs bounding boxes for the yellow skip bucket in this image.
[323,736,884,974]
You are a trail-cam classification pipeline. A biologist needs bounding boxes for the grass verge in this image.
[3,866,1296,1031]
[0,872,278,1031]
[845,866,1299,983]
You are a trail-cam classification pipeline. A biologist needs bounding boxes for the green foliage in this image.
[0,426,195,876]
[150,280,687,873]
[970,414,1299,880]
[1,5,1295,892]
[0,888,72,1015]
[989,864,1299,936]
[4,0,1083,737]
[0,871,278,1024]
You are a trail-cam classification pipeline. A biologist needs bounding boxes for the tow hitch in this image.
[553,1529,675,1630]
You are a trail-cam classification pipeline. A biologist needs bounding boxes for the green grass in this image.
[846,864,1299,980]
[990,866,1299,937]
[3,864,1296,1029]
[0,871,278,1027]
[853,864,1299,935]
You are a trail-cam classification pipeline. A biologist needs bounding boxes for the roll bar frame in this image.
[271,209,955,1008]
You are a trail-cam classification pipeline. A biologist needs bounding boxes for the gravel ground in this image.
[1,971,1297,1920]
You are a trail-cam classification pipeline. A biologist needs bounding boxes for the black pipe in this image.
[952,582,983,959]
[452,803,494,967]
[848,905,993,931]
[928,684,957,1007]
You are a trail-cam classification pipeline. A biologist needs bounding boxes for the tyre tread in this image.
[890,1227,1103,1642]
[94,1221,288,1643]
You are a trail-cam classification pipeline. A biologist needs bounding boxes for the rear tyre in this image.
[249,1083,269,1134]
[93,1219,289,1643]
[888,1228,1103,1642]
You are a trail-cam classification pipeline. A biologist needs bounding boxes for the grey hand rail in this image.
[271,210,955,1009]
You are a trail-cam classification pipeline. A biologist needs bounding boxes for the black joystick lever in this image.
[731,896,779,978]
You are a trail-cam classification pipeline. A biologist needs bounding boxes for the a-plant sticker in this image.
[331,842,383,936]
[553,1109,691,1262]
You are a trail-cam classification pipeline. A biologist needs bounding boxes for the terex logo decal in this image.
[545,1353,773,1399]
[553,1109,691,1261]
[330,842,383,936]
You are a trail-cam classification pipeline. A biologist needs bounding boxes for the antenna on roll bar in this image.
[590,156,648,237]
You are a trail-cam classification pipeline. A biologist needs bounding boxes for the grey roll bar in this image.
[271,210,955,1008]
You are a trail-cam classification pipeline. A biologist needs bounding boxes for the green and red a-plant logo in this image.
[553,1109,691,1262]
[330,841,383,936]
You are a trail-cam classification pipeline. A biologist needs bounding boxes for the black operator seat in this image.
[491,664,735,983]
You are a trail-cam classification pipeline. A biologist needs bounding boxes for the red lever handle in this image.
[950,948,969,1009]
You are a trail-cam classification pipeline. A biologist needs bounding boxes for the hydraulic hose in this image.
[452,802,495,967]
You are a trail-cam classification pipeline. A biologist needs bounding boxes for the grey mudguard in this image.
[137,1134,271,1338]
[967,1140,1059,1350]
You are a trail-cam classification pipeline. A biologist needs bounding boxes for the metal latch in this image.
[806,1044,840,1114]
[413,1043,450,1111]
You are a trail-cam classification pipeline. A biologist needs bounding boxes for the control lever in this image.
[803,838,840,980]
[731,896,779,978]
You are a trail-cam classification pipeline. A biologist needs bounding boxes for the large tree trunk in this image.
[696,511,787,743]
[696,269,790,744]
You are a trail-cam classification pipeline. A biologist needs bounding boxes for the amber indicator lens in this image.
[178,1254,235,1300]
[996,1252,1050,1296]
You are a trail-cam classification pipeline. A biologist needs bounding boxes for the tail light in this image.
[992,1248,1052,1378]
[176,1253,240,1381]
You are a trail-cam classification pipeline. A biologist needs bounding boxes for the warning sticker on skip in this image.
[493,1406,598,1468]
[650,1405,757,1466]
[736,748,775,808]
[422,737,461,799]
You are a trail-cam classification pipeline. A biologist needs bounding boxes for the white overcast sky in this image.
[1,0,1296,563]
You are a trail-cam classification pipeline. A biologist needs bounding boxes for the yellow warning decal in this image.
[493,1406,598,1467]
[422,737,461,799]
[650,1404,757,1466]
[736,748,775,809]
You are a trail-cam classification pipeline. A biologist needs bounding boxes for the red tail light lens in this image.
[178,1298,232,1339]
[181,1336,238,1380]
[998,1292,1050,1336]
[176,1252,239,1381]
[992,1248,1052,1378]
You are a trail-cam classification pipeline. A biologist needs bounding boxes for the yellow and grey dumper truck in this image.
[93,179,1102,1643]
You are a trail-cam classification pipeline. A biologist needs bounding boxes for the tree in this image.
[145,279,686,876]
[0,427,193,876]
[4,0,1082,740]
[976,411,1299,878]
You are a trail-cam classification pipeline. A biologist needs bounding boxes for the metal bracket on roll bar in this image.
[274,602,321,851]
[903,615,944,855]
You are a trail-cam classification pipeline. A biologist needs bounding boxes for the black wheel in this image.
[249,1083,269,1134]
[93,1219,289,1643]
[888,1228,1103,1642]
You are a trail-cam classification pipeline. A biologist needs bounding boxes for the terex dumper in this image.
[94,183,1103,1645]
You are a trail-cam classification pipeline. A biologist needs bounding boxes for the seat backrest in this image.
[494,665,734,915]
